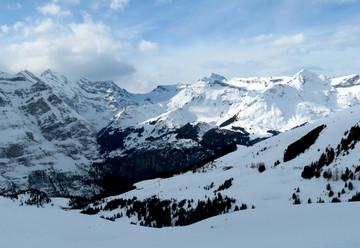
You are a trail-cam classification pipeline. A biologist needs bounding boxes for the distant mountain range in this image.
[1,69,360,197]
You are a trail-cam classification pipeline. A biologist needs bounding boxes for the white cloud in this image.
[139,40,159,52]
[240,34,273,44]
[271,34,305,47]
[323,25,360,48]
[37,3,71,16]
[110,0,130,10]
[1,25,9,33]
[23,27,31,37]
[13,22,23,31]
[0,16,134,81]
[34,19,54,33]
[7,3,22,10]
[69,19,123,53]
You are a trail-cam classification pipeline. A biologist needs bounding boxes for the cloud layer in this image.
[0,14,134,81]
[37,3,72,16]
[0,0,359,92]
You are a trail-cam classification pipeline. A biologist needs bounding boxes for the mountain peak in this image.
[40,68,60,78]
[288,69,329,90]
[295,69,321,79]
[201,73,227,83]
[40,69,71,85]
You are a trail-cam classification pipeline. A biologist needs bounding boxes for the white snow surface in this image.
[87,105,360,229]
[103,69,360,156]
[1,196,359,248]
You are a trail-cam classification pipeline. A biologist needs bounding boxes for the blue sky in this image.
[0,0,360,92]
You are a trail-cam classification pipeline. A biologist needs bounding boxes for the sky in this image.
[0,0,360,93]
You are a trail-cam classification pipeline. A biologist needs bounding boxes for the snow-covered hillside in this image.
[0,71,100,196]
[98,69,360,181]
[81,105,360,227]
[105,69,360,144]
[2,69,360,247]
[1,195,360,248]
[1,68,360,197]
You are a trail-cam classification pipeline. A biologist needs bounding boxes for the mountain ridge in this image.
[1,68,360,197]
[95,69,360,182]
[77,104,360,227]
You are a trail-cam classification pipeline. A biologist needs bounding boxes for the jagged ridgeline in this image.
[1,69,360,197]
[0,71,101,197]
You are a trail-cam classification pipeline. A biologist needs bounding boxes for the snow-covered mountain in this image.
[40,69,182,131]
[0,71,101,196]
[2,68,360,198]
[78,104,360,227]
[0,68,184,196]
[2,68,360,247]
[98,69,360,181]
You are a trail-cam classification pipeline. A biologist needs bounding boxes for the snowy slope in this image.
[2,68,360,197]
[2,69,360,247]
[0,71,101,196]
[1,195,360,248]
[83,104,360,227]
[107,69,360,141]
[98,69,360,181]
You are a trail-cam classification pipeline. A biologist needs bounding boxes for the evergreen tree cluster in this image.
[301,147,335,179]
[273,160,280,167]
[336,124,360,155]
[299,124,360,181]
[292,188,301,205]
[8,189,51,207]
[214,178,233,192]
[68,196,92,209]
[257,163,266,173]
[103,198,132,211]
[204,182,215,190]
[175,194,237,226]
[349,192,360,202]
[81,206,101,215]
[283,124,326,162]
[340,168,355,181]
[250,162,266,172]
[81,194,249,228]
[301,124,360,180]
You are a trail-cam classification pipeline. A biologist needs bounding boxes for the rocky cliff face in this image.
[40,69,182,131]
[0,71,101,197]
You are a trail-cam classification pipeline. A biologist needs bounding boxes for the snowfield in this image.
[2,69,360,247]
[91,105,360,222]
[1,196,359,248]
